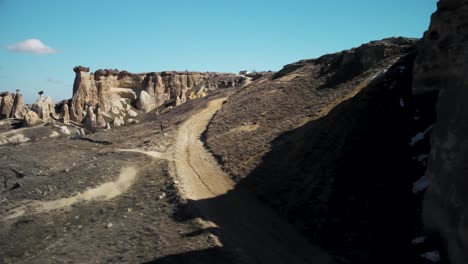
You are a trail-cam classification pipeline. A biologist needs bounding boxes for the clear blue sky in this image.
[0,0,437,103]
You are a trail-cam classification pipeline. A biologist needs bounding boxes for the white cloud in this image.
[7,39,57,54]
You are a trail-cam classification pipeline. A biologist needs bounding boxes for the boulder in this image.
[113,115,124,127]
[127,118,139,124]
[136,90,156,113]
[128,109,138,117]
[23,111,40,127]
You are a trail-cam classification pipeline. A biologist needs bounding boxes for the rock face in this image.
[413,1,468,263]
[70,66,246,122]
[0,93,14,118]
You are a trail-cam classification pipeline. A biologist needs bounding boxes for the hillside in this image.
[1,1,467,261]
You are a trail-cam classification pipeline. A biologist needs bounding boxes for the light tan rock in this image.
[127,109,138,117]
[45,96,56,117]
[11,91,25,119]
[95,105,106,128]
[113,115,124,127]
[23,111,40,127]
[83,105,97,130]
[136,90,156,113]
[31,95,52,120]
[62,104,70,125]
[0,93,14,118]
[127,118,139,124]
[70,67,246,121]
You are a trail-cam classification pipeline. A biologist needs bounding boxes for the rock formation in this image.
[413,0,468,263]
[62,104,70,125]
[23,111,40,127]
[70,66,246,122]
[0,93,14,118]
[83,105,97,130]
[274,37,416,84]
[95,104,106,128]
[31,95,54,121]
[11,91,25,119]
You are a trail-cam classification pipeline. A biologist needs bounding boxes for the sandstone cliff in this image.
[70,67,245,122]
[413,0,468,263]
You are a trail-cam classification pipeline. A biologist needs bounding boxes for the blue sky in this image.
[0,0,437,103]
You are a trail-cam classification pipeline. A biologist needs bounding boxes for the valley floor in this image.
[0,92,330,264]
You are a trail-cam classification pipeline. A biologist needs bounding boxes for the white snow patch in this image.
[412,236,427,245]
[421,251,441,262]
[413,176,429,193]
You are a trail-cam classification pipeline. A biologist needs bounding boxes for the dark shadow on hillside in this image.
[147,53,444,264]
[237,52,443,263]
[143,247,240,264]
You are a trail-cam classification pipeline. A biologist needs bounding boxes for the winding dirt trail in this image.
[172,98,332,264]
[1,167,138,221]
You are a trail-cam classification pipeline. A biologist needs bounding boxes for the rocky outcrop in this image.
[23,111,40,127]
[11,91,25,119]
[62,104,70,125]
[95,105,106,128]
[70,66,246,122]
[31,95,54,121]
[0,93,14,118]
[274,37,416,83]
[83,105,97,130]
[413,0,468,263]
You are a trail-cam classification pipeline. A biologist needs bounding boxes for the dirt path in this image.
[171,98,332,264]
[1,167,138,221]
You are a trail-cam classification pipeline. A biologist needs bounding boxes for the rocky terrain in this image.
[0,1,466,263]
